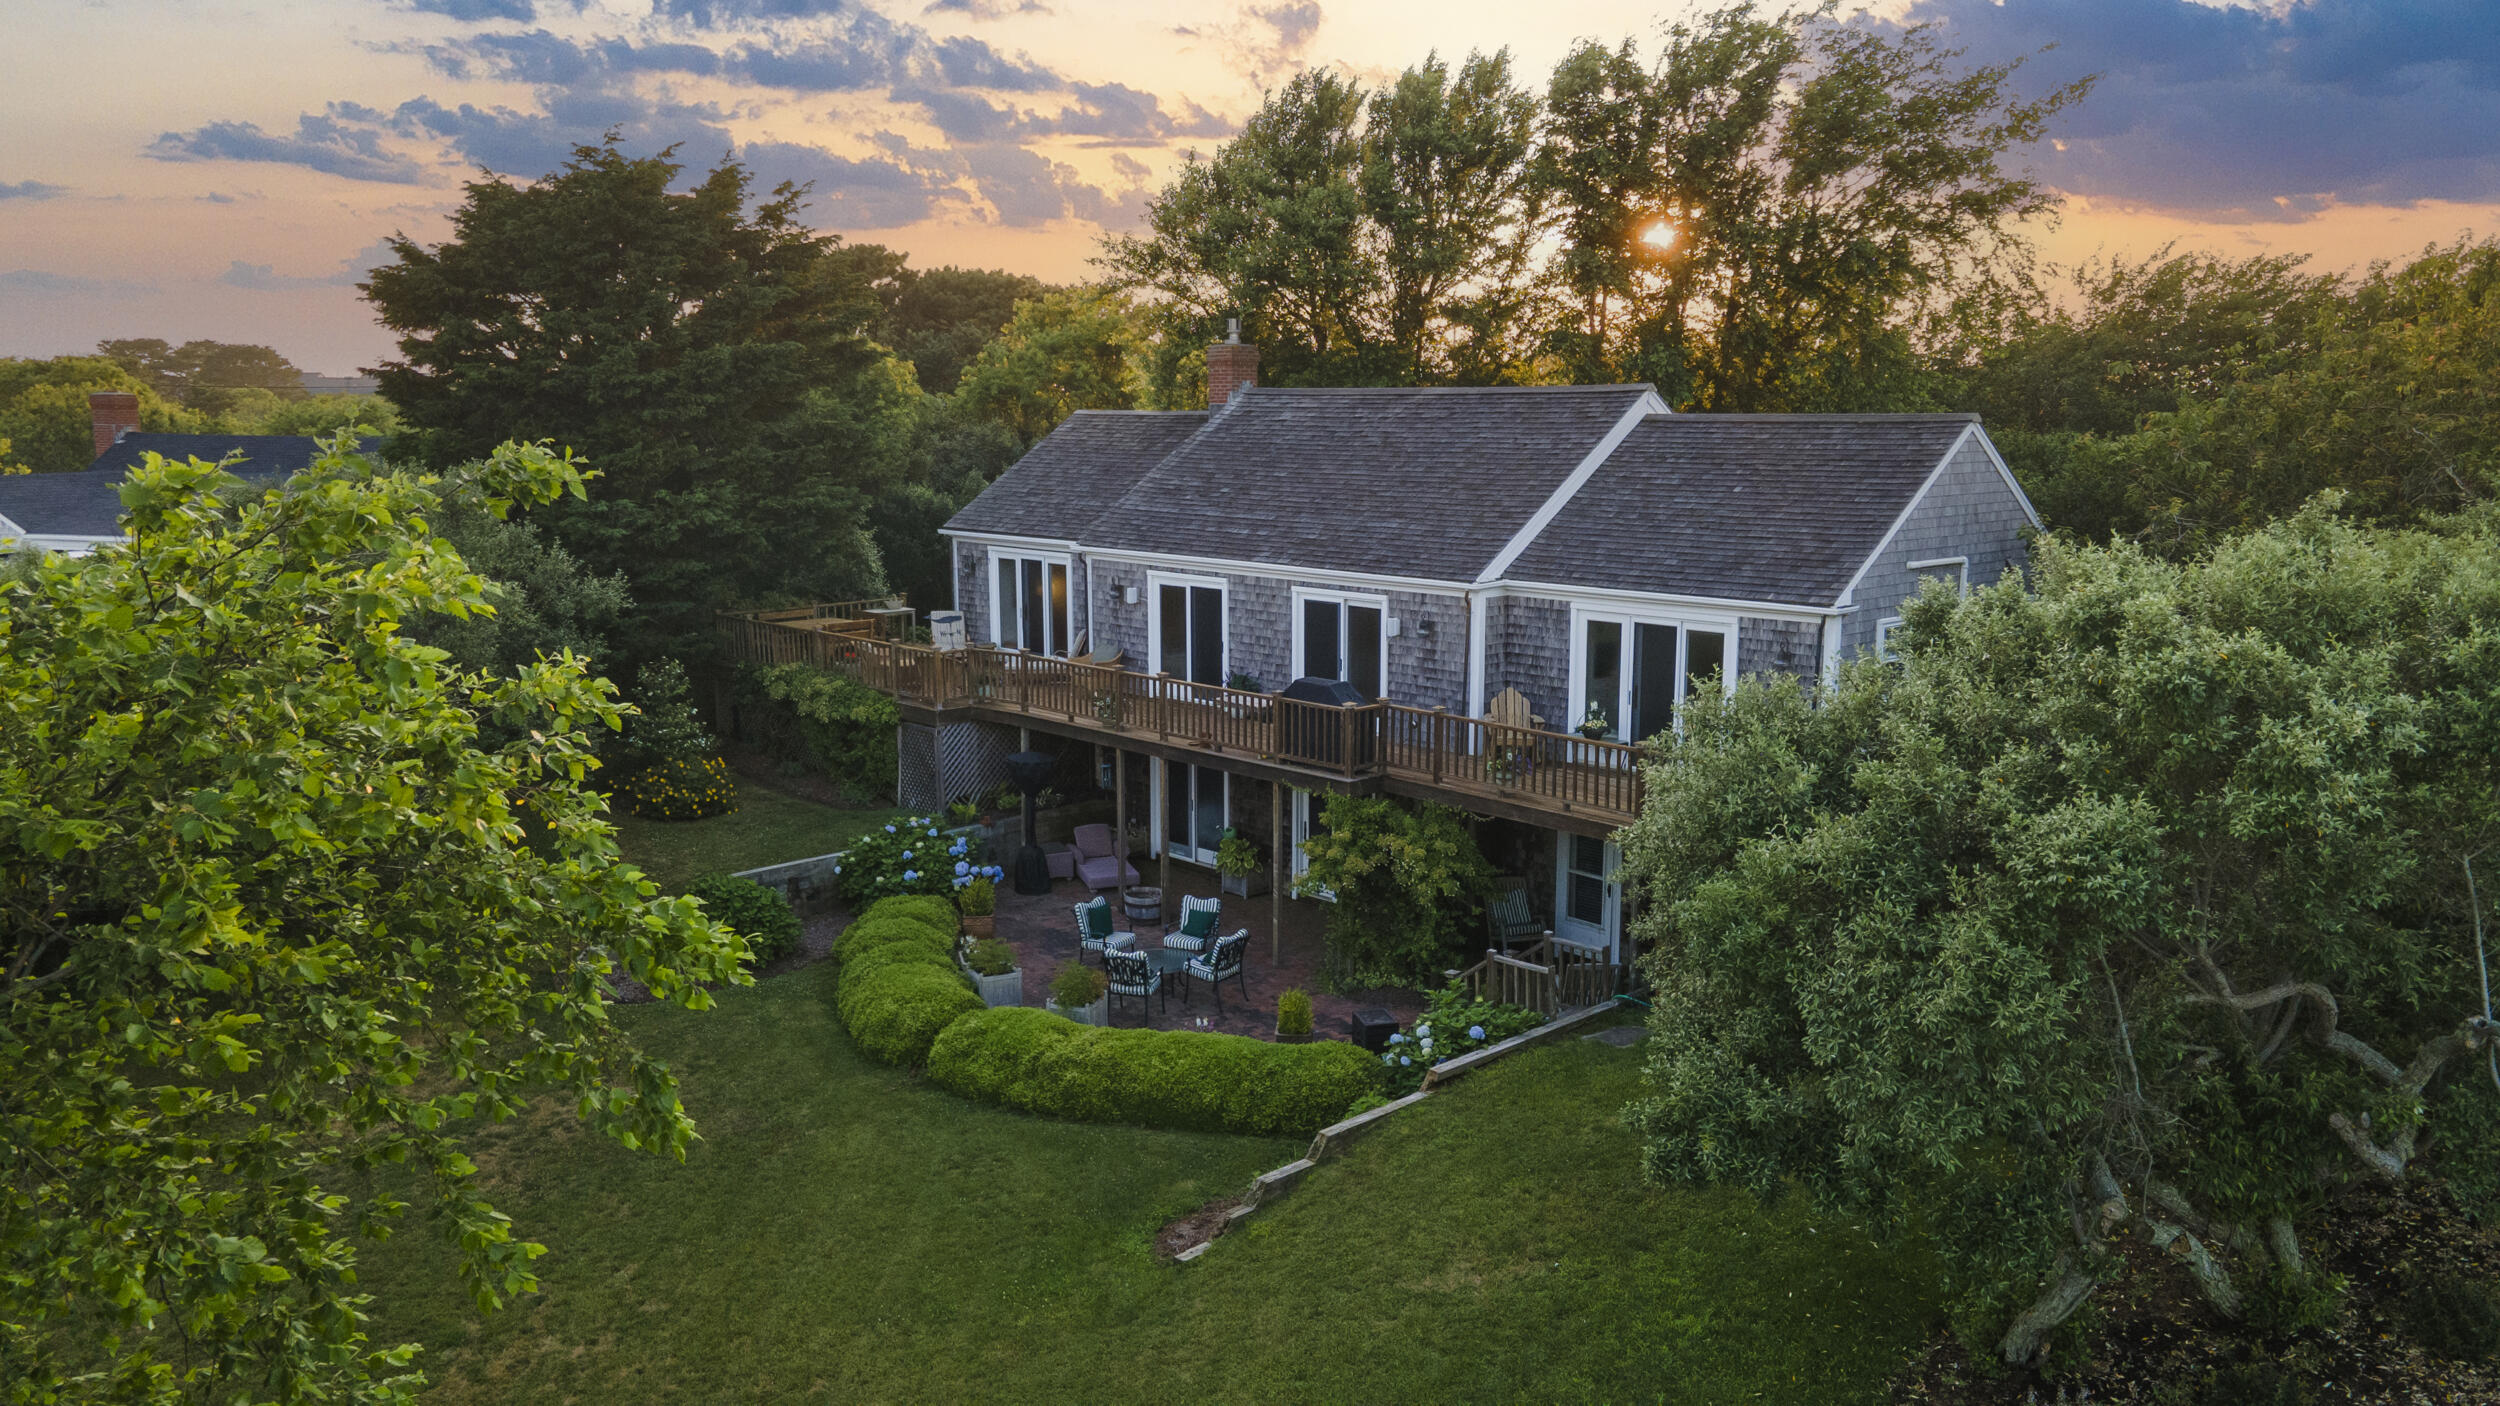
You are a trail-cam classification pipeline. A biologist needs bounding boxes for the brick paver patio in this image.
[988,865,1424,1040]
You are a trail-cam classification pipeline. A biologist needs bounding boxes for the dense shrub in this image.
[1276,988,1313,1036]
[1295,795,1494,989]
[736,661,902,800]
[1049,963,1105,1008]
[829,913,952,965]
[964,939,1017,976]
[616,753,738,820]
[927,1008,1379,1137]
[2403,1273,2500,1363]
[1375,983,1547,1096]
[834,815,1002,907]
[685,872,802,966]
[859,893,962,934]
[837,956,982,1067]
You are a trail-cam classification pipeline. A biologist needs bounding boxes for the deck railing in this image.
[1452,937,1621,1014]
[721,606,1649,820]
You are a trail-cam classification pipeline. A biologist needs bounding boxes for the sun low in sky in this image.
[1,0,2495,372]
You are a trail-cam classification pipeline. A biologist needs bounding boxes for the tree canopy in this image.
[0,357,205,474]
[1622,505,2500,1365]
[364,141,904,664]
[97,338,309,419]
[1105,5,2082,409]
[0,437,745,1403]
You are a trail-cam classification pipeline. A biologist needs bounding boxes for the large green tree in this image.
[0,438,745,1402]
[1622,505,2500,1365]
[0,358,206,474]
[364,141,903,663]
[97,339,309,419]
[1103,50,1546,391]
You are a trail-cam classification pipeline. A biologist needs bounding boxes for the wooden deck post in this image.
[1113,748,1126,891]
[1270,778,1284,967]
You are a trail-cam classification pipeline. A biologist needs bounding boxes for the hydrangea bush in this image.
[1375,982,1548,1097]
[833,814,1005,907]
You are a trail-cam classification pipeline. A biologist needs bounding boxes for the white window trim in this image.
[1290,585,1389,693]
[1908,555,1970,592]
[1554,833,1623,960]
[988,547,1074,655]
[1145,570,1230,683]
[1152,759,1229,864]
[1290,788,1336,903]
[1875,615,1905,662]
[1565,602,1740,743]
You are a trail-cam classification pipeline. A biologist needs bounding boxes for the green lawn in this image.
[361,967,1940,1403]
[610,781,908,891]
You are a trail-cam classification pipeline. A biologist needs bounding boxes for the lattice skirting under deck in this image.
[897,720,1020,812]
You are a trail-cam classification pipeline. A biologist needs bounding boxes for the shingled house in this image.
[730,336,2037,964]
[0,393,375,555]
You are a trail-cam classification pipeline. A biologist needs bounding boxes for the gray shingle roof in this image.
[1505,413,1978,604]
[945,411,1209,541]
[1077,385,1656,581]
[0,435,376,542]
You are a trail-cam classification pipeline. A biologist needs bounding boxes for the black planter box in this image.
[1351,1007,1397,1052]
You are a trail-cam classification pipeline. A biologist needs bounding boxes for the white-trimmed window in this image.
[1566,605,1737,745]
[1292,587,1387,699]
[1147,571,1227,686]
[1875,616,1905,662]
[1908,555,1969,593]
[990,549,1071,656]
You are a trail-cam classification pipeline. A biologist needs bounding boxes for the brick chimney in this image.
[89,392,142,459]
[1207,318,1258,408]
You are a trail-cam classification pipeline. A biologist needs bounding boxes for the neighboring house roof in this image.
[1506,413,1982,604]
[1076,385,1658,581]
[0,435,376,551]
[945,411,1210,542]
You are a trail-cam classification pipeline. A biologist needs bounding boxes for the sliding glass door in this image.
[1574,614,1729,743]
[991,552,1070,656]
[1161,761,1227,866]
[1297,592,1384,699]
[1154,578,1226,686]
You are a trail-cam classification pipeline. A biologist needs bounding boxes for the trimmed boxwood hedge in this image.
[859,894,960,935]
[838,959,983,1066]
[926,1006,1378,1137]
[830,914,952,965]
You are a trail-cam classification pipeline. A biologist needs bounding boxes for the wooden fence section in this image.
[1452,938,1622,1013]
[721,606,1648,825]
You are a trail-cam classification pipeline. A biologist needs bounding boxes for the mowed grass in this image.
[609,780,907,891]
[363,962,1942,1403]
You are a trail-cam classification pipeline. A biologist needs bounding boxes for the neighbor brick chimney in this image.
[89,392,141,459]
[1207,319,1258,408]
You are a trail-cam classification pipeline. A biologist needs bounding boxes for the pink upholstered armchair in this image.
[1071,823,1140,891]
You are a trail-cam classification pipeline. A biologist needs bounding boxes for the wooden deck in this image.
[723,604,1647,833]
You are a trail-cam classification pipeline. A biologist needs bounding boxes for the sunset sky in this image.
[3,0,2494,374]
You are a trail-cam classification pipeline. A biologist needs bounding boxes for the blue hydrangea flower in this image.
[1469,1024,1485,1040]
[1383,1053,1395,1065]
[904,869,919,882]
[1417,1024,1431,1038]
[1387,1033,1403,1045]
[1419,1038,1432,1052]
[884,824,896,834]
[955,861,970,876]
[901,849,913,861]
[1399,1055,1411,1067]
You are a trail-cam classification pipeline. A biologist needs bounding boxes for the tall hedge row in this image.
[828,905,1373,1137]
[926,1007,1378,1137]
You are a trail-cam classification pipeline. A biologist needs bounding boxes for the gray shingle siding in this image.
[1075,561,1466,706]
[953,541,986,641]
[1840,436,2034,656]
[1489,595,1572,728]
[1738,617,1822,681]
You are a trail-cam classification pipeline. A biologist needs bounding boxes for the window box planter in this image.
[1046,994,1107,1026]
[1220,870,1269,898]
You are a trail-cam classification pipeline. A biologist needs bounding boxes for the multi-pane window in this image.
[991,553,1069,655]
[1574,614,1730,744]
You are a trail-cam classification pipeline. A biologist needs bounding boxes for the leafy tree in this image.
[1535,5,2086,409]
[1985,238,2500,549]
[364,140,901,665]
[619,657,718,772]
[407,499,631,681]
[0,439,743,1403]
[236,393,404,438]
[0,357,206,473]
[1295,796,1495,989]
[952,288,1147,444]
[1622,505,2500,1366]
[98,338,309,417]
[1104,51,1546,391]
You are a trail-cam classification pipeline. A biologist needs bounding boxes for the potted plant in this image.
[1576,704,1612,741]
[1217,831,1267,898]
[958,874,997,938]
[1046,962,1108,1027]
[963,937,1022,1007]
[1275,988,1315,1044]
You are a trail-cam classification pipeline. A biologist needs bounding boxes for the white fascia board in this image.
[1832,426,1966,608]
[942,527,1085,553]
[1079,546,1471,597]
[1473,389,1670,586]
[1489,578,1841,624]
[1966,422,2045,530]
[1466,589,1489,718]
[4,531,113,556]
